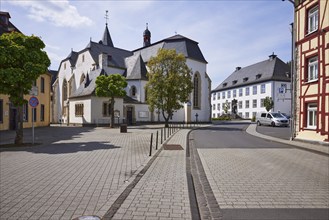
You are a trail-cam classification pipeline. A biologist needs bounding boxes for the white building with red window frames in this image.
[293,0,329,143]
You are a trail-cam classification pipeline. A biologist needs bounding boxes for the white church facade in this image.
[53,23,211,126]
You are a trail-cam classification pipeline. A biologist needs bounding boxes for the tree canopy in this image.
[146,48,193,127]
[264,96,274,112]
[0,32,50,144]
[95,74,127,128]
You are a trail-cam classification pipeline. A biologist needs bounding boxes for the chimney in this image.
[99,52,107,69]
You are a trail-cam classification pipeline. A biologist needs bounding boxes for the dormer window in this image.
[232,80,237,85]
[223,83,227,87]
[256,74,262,79]
[243,77,248,82]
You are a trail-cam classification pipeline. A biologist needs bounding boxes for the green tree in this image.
[95,74,127,128]
[0,32,50,145]
[264,96,274,112]
[146,48,193,127]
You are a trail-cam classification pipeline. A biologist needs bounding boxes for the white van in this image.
[256,112,289,127]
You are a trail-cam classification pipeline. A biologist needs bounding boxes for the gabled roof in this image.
[133,34,207,64]
[0,11,22,35]
[125,53,147,80]
[62,50,79,68]
[212,55,290,92]
[83,41,133,69]
[70,69,106,98]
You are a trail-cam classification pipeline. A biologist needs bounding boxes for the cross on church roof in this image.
[105,10,109,26]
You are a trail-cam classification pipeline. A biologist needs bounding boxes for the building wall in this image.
[294,0,329,142]
[0,73,52,130]
[211,81,291,119]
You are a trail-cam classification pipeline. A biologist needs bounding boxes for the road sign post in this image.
[29,97,39,145]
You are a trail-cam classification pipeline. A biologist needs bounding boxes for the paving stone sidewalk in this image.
[112,129,192,220]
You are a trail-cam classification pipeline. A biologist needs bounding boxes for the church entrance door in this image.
[127,107,133,125]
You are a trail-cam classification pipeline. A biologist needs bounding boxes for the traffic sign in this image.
[29,96,39,108]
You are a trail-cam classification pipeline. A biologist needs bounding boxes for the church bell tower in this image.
[143,23,151,47]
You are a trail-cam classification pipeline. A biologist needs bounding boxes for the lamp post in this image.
[283,0,296,141]
[195,113,199,123]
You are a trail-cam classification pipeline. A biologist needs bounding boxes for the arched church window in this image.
[80,74,85,85]
[131,86,137,97]
[193,73,201,109]
[62,79,68,101]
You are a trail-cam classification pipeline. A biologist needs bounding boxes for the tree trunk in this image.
[110,97,115,128]
[14,104,23,145]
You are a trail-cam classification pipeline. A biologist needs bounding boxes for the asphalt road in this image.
[191,123,329,220]
[256,124,291,140]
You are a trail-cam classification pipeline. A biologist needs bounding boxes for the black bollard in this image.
[149,133,153,156]
[156,131,158,150]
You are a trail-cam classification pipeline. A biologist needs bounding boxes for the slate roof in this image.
[70,69,106,98]
[124,53,147,80]
[84,41,133,69]
[134,34,207,64]
[0,11,22,35]
[101,25,114,47]
[212,55,291,92]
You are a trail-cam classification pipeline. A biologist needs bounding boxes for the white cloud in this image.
[8,0,93,28]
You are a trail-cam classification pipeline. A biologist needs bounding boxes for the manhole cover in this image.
[163,144,184,150]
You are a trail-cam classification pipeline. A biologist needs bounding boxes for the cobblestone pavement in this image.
[0,126,161,220]
[112,129,192,220]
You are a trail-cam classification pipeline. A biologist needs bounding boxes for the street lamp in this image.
[283,0,296,141]
[195,113,199,123]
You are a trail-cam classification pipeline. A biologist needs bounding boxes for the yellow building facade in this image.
[0,72,52,131]
[294,0,329,143]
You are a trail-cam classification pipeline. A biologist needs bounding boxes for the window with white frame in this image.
[245,87,250,96]
[217,103,220,111]
[261,84,266,94]
[245,100,250,108]
[213,94,216,100]
[75,104,84,117]
[222,91,226,99]
[245,112,250,118]
[252,86,257,95]
[227,91,231,98]
[103,102,111,117]
[307,56,318,82]
[308,5,318,34]
[260,98,265,107]
[307,103,317,129]
[239,88,243,97]
[213,104,215,110]
[217,92,220,100]
[233,90,236,98]
[252,99,257,108]
[238,101,242,109]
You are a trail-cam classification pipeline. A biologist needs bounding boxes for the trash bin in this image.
[120,124,127,133]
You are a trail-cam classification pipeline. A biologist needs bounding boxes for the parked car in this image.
[256,112,289,127]
[280,113,291,120]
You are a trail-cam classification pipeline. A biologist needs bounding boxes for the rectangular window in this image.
[23,103,28,122]
[252,112,257,118]
[245,100,250,109]
[252,99,257,108]
[307,103,317,129]
[238,101,242,109]
[222,91,226,99]
[217,92,220,100]
[239,88,243,97]
[307,56,318,82]
[308,5,318,34]
[217,113,220,118]
[245,112,250,118]
[33,108,37,122]
[245,87,250,96]
[227,91,231,99]
[75,104,84,117]
[261,84,266,94]
[253,86,257,95]
[260,98,265,107]
[103,102,112,116]
[0,99,3,123]
[233,90,236,98]
[213,94,216,100]
[217,103,220,111]
[213,113,215,118]
[213,104,215,110]
[41,77,45,93]
[40,104,45,121]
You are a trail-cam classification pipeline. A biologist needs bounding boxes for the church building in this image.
[53,20,211,126]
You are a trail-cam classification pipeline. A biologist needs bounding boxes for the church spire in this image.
[101,10,114,47]
[143,23,151,47]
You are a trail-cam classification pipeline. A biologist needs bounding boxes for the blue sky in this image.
[1,0,294,88]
